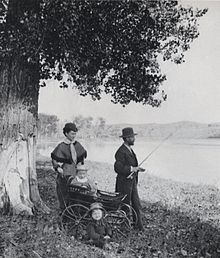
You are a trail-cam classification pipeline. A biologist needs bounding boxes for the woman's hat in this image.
[89,202,104,212]
[76,164,88,171]
[120,127,137,138]
[63,122,78,132]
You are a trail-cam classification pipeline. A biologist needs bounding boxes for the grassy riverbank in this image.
[1,158,220,257]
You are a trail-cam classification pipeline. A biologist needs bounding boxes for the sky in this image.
[38,0,220,125]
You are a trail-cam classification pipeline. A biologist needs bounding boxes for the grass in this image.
[0,157,220,257]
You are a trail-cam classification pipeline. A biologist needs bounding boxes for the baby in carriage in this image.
[69,164,97,196]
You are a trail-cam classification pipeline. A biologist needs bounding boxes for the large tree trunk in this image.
[0,58,49,215]
[0,0,49,215]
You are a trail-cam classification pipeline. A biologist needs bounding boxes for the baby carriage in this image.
[60,184,138,239]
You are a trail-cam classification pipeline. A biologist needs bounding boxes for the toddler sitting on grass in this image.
[87,202,112,249]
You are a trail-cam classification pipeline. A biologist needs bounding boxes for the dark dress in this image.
[51,141,87,210]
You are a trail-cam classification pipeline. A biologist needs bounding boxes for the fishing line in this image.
[127,127,179,179]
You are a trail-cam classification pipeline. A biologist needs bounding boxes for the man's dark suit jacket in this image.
[114,144,138,183]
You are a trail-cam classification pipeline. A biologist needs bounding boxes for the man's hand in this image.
[131,166,139,173]
[132,166,145,172]
[127,166,145,179]
[138,167,145,172]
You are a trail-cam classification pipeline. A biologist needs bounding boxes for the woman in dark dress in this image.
[51,122,87,211]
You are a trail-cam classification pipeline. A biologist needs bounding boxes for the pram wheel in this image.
[105,210,132,239]
[60,204,90,239]
[118,203,138,227]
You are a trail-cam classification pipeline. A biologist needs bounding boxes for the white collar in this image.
[76,176,88,183]
[63,138,76,144]
[123,143,133,153]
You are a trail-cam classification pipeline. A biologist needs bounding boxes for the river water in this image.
[38,138,220,187]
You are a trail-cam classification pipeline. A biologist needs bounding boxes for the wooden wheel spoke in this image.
[105,210,131,240]
[118,203,138,226]
[61,204,89,237]
[62,212,77,222]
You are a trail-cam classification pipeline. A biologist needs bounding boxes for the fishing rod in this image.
[127,128,178,179]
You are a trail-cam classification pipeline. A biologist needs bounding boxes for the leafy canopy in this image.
[0,0,207,106]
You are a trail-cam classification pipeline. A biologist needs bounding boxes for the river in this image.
[38,138,220,187]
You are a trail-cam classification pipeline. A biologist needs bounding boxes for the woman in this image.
[51,122,87,211]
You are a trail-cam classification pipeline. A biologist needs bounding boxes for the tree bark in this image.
[0,58,49,215]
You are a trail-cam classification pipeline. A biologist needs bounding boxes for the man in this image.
[114,127,145,231]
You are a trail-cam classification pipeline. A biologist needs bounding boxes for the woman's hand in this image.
[57,167,64,176]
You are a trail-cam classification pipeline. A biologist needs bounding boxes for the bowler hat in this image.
[89,202,104,212]
[120,127,137,138]
[63,122,78,132]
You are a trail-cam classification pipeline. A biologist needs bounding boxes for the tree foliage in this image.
[0,0,207,106]
[38,113,59,137]
[37,114,107,139]
[72,115,107,138]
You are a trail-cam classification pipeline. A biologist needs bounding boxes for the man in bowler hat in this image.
[114,127,145,231]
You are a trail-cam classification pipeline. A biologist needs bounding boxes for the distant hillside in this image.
[106,121,220,139]
[37,121,220,142]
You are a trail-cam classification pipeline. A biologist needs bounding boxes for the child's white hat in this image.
[89,202,104,212]
[76,164,88,171]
